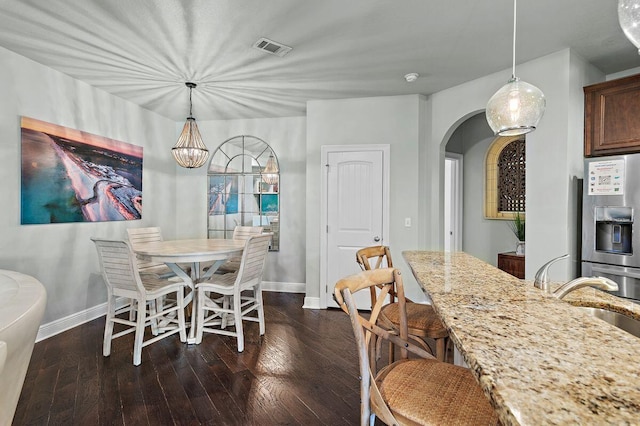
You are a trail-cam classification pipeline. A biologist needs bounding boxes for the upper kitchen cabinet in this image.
[584,73,640,157]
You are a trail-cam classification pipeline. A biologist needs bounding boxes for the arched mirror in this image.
[207,135,280,251]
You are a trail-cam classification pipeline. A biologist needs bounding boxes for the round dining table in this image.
[133,238,246,344]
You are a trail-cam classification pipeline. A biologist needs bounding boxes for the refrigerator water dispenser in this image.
[595,206,633,255]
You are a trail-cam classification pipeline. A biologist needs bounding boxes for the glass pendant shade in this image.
[172,117,209,168]
[619,0,640,54]
[262,153,279,185]
[485,0,546,136]
[486,77,546,136]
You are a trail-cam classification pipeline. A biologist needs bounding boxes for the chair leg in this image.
[234,293,244,352]
[103,293,116,357]
[255,285,265,336]
[177,289,187,343]
[195,288,206,344]
[387,340,395,365]
[149,299,159,336]
[133,298,146,366]
[369,336,377,373]
[221,295,230,329]
[128,297,136,321]
[435,337,446,362]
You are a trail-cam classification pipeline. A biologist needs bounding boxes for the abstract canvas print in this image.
[21,117,143,224]
[208,175,238,215]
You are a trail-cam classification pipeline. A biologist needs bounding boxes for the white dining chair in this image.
[194,233,271,351]
[126,227,184,333]
[91,238,189,366]
[214,225,264,274]
[126,227,176,278]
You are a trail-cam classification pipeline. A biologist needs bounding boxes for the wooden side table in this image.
[498,252,525,279]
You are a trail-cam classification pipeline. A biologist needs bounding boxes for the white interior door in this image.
[325,149,385,309]
[444,154,463,252]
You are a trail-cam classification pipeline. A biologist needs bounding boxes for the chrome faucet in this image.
[534,254,570,293]
[552,276,619,299]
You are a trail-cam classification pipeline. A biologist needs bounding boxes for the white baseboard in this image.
[36,301,108,342]
[302,296,322,309]
[37,283,306,342]
[262,281,305,293]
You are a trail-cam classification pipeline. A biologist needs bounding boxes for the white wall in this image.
[0,41,621,331]
[606,66,640,80]
[426,49,604,281]
[305,94,427,305]
[174,117,306,286]
[0,46,177,325]
[445,114,515,265]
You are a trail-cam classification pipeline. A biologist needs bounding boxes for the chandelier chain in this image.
[512,0,517,79]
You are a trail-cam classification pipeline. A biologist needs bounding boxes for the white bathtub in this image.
[0,270,46,426]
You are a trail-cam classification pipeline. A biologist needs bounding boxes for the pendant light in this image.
[262,153,279,185]
[619,0,640,54]
[486,0,546,136]
[172,82,209,168]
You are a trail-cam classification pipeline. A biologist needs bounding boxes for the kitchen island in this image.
[403,250,640,426]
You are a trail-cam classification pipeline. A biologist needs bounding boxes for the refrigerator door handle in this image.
[591,264,640,280]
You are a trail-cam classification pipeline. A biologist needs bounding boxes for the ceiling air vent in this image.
[252,37,292,57]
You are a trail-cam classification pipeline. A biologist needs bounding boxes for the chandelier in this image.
[262,153,279,185]
[172,82,209,168]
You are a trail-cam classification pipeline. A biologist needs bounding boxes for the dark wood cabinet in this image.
[584,73,640,157]
[498,252,525,279]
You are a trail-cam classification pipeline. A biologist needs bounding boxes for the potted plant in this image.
[509,212,525,255]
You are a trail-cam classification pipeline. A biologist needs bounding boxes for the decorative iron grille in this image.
[497,139,525,212]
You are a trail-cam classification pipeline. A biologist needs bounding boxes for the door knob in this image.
[373,236,380,242]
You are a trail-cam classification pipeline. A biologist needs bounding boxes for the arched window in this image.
[207,135,280,251]
[485,136,525,219]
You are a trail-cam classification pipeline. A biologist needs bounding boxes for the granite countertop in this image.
[403,250,640,426]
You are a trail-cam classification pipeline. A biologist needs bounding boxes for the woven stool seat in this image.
[378,358,498,425]
[381,302,448,339]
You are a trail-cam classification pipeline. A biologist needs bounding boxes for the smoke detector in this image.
[404,73,419,82]
[253,37,293,57]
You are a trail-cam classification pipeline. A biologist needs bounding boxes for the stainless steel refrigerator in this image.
[582,154,640,303]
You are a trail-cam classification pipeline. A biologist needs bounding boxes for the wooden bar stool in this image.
[356,246,449,362]
[335,268,498,425]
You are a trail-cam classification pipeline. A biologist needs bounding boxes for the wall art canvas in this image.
[21,117,143,224]
[208,175,238,215]
[260,194,279,213]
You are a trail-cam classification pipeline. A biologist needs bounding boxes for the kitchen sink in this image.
[577,307,640,338]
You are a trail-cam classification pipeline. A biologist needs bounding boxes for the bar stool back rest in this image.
[355,245,395,305]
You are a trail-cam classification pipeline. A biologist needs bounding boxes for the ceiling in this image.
[0,0,638,121]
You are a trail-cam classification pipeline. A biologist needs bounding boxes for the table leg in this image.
[166,258,232,345]
[200,259,226,280]
[165,263,199,344]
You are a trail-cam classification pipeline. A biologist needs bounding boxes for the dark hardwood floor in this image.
[12,292,364,425]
